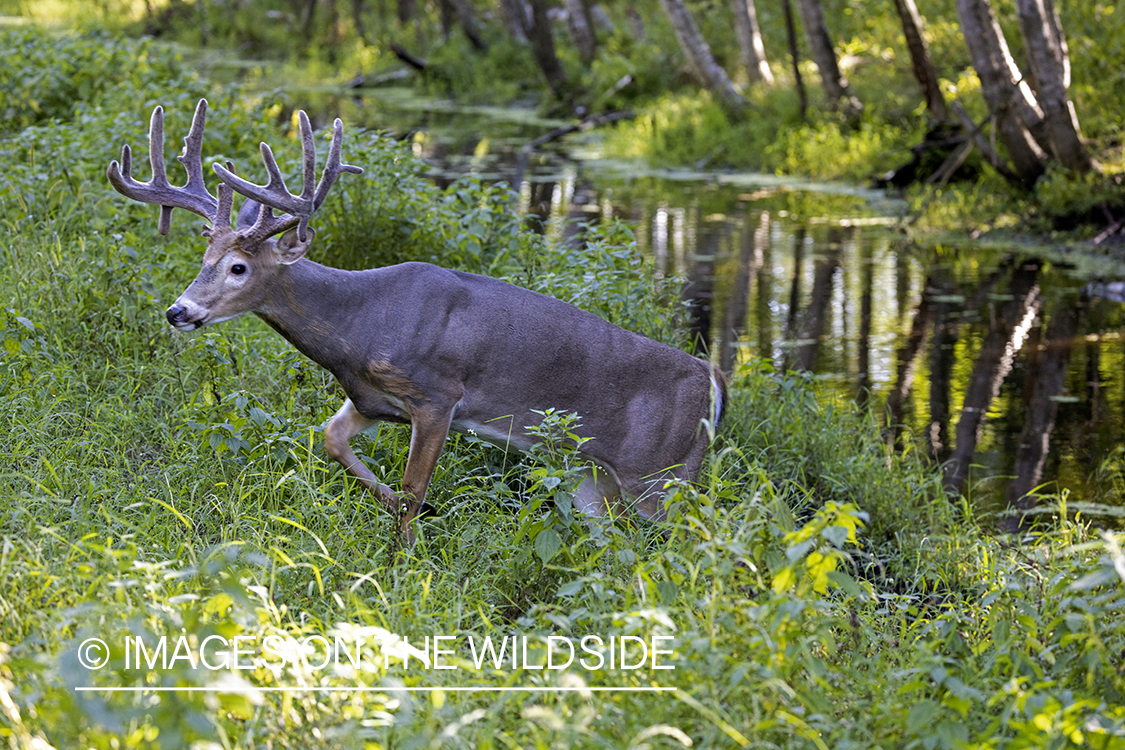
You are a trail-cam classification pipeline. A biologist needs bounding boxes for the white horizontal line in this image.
[75,686,675,693]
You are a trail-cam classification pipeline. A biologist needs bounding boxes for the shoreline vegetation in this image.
[0,8,1123,750]
[8,0,1125,246]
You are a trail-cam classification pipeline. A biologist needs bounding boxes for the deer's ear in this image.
[275,227,314,265]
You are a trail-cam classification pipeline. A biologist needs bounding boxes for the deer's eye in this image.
[231,263,247,275]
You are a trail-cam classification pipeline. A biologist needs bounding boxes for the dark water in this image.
[292,89,1125,527]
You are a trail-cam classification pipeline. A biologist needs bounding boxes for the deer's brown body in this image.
[107,100,724,544]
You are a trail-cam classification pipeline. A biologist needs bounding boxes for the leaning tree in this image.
[657,0,748,119]
[954,0,1091,183]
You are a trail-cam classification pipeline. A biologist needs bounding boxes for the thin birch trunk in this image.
[954,0,1048,183]
[893,0,947,120]
[528,0,568,100]
[795,0,861,114]
[563,0,596,61]
[730,0,774,85]
[450,0,488,50]
[658,0,748,119]
[1014,0,1091,170]
[782,0,807,119]
[497,0,529,43]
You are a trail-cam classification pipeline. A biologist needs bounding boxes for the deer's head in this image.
[106,100,362,331]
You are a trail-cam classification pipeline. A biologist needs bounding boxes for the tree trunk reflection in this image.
[856,238,873,406]
[1002,297,1081,530]
[719,213,759,375]
[785,227,844,372]
[944,261,1042,493]
[884,276,933,450]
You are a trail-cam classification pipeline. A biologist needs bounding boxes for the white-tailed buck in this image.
[107,99,725,544]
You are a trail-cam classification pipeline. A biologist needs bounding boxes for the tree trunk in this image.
[892,0,947,120]
[527,0,568,100]
[729,0,774,85]
[451,0,488,50]
[794,0,861,114]
[326,0,340,63]
[397,0,413,25]
[781,0,807,119]
[563,0,596,61]
[301,0,317,38]
[497,0,529,43]
[627,6,646,40]
[954,0,1048,184]
[657,0,748,119]
[352,0,368,43]
[1014,0,1091,170]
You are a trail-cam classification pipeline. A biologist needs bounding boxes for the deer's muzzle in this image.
[166,303,202,331]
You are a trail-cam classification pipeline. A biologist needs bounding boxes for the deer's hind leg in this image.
[323,399,402,512]
[396,406,456,544]
[572,466,623,518]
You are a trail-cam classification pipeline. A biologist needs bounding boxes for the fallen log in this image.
[389,43,428,71]
[511,110,635,188]
[347,68,412,88]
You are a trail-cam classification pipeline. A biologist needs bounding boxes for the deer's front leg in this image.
[397,408,455,544]
[323,399,402,512]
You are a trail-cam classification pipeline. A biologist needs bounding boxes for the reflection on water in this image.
[292,89,1125,527]
[634,198,1125,528]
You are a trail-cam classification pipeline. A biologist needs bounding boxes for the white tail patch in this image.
[710,372,724,429]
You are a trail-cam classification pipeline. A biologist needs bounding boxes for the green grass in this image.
[0,26,1124,750]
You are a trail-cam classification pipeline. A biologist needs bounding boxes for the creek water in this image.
[291,88,1125,527]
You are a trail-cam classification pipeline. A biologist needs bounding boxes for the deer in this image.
[107,99,726,545]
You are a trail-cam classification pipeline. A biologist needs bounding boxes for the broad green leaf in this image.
[534,528,561,563]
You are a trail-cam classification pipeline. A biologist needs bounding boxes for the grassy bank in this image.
[2,27,1124,749]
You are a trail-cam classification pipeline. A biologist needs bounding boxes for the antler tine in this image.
[312,118,364,212]
[243,204,300,247]
[148,106,170,190]
[298,110,316,207]
[206,183,236,238]
[214,118,315,240]
[177,99,210,194]
[217,109,361,244]
[106,100,220,235]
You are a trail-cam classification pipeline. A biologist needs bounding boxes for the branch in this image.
[511,110,636,193]
[388,43,428,71]
[952,100,1021,184]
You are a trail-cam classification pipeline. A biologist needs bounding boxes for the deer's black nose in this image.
[166,304,187,325]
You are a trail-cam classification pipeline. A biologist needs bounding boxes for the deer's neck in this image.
[253,259,378,375]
